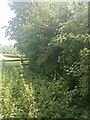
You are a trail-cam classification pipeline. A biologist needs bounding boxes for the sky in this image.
[0,0,16,45]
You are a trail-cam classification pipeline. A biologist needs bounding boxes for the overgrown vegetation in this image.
[1,1,90,119]
[1,59,89,118]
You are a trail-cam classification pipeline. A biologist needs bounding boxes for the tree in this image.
[5,2,88,77]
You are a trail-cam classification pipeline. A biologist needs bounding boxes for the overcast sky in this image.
[0,0,16,45]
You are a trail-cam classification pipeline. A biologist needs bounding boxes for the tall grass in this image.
[1,61,88,118]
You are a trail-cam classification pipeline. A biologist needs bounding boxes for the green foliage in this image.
[5,3,88,73]
[32,78,80,118]
[1,62,36,118]
[2,1,90,119]
[1,61,88,118]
